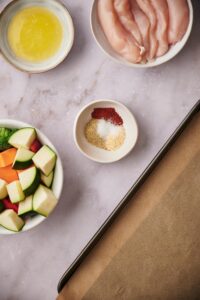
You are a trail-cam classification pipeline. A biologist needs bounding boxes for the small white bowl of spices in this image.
[74,99,138,163]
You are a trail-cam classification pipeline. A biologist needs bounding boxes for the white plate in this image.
[0,119,64,235]
[91,0,193,68]
[74,99,138,163]
[0,0,74,73]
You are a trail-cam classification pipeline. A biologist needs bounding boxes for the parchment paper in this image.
[58,112,200,300]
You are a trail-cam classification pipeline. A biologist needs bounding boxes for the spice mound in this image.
[85,108,126,151]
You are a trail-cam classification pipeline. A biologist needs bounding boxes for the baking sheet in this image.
[57,100,200,299]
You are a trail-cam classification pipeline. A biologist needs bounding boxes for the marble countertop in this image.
[0,0,200,299]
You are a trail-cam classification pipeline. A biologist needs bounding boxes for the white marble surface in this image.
[0,0,200,299]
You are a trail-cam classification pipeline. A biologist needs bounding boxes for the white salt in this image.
[97,119,121,139]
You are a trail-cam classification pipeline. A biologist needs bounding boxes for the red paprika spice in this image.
[92,108,123,125]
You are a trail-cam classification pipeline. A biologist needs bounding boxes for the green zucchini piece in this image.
[13,147,34,170]
[32,145,57,176]
[8,128,36,149]
[41,171,54,187]
[0,202,4,213]
[7,180,25,203]
[0,209,24,232]
[18,196,33,216]
[0,179,8,200]
[33,185,57,217]
[19,166,40,197]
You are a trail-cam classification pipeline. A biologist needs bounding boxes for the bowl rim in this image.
[0,0,75,74]
[0,118,64,235]
[73,99,139,163]
[90,0,193,68]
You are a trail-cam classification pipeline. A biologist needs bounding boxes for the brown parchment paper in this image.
[58,112,200,300]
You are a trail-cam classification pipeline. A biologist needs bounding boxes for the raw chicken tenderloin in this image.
[136,0,158,60]
[166,0,189,44]
[98,0,142,63]
[130,0,150,57]
[150,0,169,57]
[113,0,143,46]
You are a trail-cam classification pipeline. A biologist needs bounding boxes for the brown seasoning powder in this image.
[85,119,126,151]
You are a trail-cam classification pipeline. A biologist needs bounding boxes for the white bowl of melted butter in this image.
[0,0,74,73]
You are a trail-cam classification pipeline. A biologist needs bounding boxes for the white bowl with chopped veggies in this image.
[0,119,63,234]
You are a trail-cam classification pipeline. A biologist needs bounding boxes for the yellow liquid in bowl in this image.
[7,6,63,62]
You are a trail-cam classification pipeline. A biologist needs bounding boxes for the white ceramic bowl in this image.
[74,99,138,163]
[91,0,193,68]
[0,119,64,235]
[0,0,74,73]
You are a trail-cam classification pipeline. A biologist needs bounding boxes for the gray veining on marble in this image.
[0,0,200,299]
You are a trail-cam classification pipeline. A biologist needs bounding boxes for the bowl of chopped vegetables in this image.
[0,119,64,234]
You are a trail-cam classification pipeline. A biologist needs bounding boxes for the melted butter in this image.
[8,6,63,62]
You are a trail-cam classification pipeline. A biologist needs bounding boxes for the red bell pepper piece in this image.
[2,198,19,213]
[30,139,42,153]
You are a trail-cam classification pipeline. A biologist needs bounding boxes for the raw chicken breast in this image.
[150,0,169,57]
[130,0,150,57]
[98,0,142,63]
[113,0,143,46]
[136,0,158,60]
[166,0,189,44]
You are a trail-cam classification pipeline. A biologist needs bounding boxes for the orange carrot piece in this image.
[0,148,17,168]
[0,165,18,183]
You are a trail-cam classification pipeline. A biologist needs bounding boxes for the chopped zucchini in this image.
[0,209,24,232]
[33,184,57,217]
[0,179,8,200]
[32,145,57,176]
[19,166,40,197]
[23,211,37,218]
[41,171,54,188]
[18,196,33,216]
[7,180,25,203]
[0,202,4,213]
[8,128,36,149]
[13,147,34,170]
